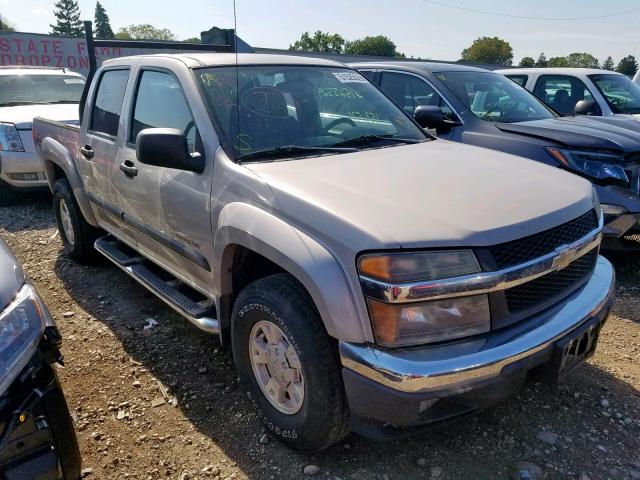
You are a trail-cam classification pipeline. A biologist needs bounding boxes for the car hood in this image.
[0,103,79,129]
[496,117,640,155]
[246,140,594,251]
[0,239,25,311]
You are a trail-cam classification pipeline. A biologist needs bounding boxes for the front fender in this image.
[214,202,370,343]
[41,137,98,227]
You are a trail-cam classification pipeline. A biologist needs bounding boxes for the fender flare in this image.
[41,137,99,227]
[213,202,369,344]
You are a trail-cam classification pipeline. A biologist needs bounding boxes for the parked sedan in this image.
[497,68,640,119]
[0,238,81,479]
[352,62,640,250]
[0,66,84,205]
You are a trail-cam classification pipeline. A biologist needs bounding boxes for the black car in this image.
[352,62,640,251]
[0,239,80,479]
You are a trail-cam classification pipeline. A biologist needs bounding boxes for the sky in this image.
[1,0,639,63]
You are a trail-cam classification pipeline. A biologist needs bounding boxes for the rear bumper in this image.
[340,256,615,428]
[0,151,48,189]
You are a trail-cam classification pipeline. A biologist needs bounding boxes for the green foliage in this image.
[519,57,535,68]
[548,56,569,67]
[535,52,548,67]
[0,14,15,31]
[183,37,201,43]
[115,24,176,41]
[602,56,615,71]
[50,0,83,37]
[564,52,599,68]
[344,35,403,57]
[94,2,114,39]
[460,37,513,66]
[616,55,638,76]
[289,31,345,54]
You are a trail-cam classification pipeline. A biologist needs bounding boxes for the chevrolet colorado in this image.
[33,52,615,451]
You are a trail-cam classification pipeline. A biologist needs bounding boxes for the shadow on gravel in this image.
[0,192,54,233]
[604,251,640,324]
[53,253,640,480]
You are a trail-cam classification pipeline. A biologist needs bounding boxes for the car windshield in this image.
[0,74,85,107]
[435,71,555,123]
[196,65,428,160]
[588,74,640,114]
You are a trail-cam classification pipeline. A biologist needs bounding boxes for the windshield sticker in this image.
[63,78,84,84]
[332,72,368,84]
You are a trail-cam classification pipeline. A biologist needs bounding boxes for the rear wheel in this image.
[232,273,349,451]
[0,179,17,206]
[53,178,101,263]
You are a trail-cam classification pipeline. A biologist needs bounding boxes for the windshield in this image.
[435,71,555,123]
[588,74,640,114]
[196,66,428,160]
[0,74,85,107]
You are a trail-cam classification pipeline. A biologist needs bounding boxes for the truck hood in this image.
[0,239,25,311]
[246,140,594,251]
[496,117,640,155]
[0,103,79,129]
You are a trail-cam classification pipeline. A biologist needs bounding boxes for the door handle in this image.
[80,145,94,159]
[119,160,138,178]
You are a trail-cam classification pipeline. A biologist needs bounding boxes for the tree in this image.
[50,0,83,36]
[115,24,176,41]
[616,55,638,76]
[0,14,15,31]
[565,52,599,68]
[548,56,569,67]
[94,2,114,39]
[344,35,403,57]
[519,57,535,68]
[289,31,345,54]
[535,52,548,67]
[460,36,513,66]
[602,56,615,71]
[183,37,201,43]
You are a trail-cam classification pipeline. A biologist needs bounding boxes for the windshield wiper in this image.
[237,145,358,161]
[332,134,422,148]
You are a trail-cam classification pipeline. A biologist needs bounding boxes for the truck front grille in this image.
[504,248,599,313]
[487,210,598,269]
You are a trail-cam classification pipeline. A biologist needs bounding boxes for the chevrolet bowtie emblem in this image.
[551,245,575,271]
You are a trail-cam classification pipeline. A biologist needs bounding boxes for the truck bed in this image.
[32,116,81,157]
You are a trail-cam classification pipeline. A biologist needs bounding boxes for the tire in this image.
[42,371,82,480]
[231,273,350,451]
[0,178,17,206]
[53,178,101,264]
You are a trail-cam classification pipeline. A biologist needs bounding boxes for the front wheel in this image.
[231,273,349,451]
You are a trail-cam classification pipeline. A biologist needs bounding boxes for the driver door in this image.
[114,67,214,289]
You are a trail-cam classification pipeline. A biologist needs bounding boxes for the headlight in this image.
[0,123,25,152]
[0,284,47,395]
[358,251,490,347]
[546,147,628,184]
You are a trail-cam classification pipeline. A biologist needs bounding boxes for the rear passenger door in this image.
[79,68,133,242]
[377,71,460,139]
[114,67,214,290]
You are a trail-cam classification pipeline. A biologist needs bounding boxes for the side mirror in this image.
[136,128,205,173]
[413,105,460,131]
[574,100,601,116]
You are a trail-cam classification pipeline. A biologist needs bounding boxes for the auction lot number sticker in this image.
[333,72,368,83]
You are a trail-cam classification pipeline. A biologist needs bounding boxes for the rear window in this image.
[91,69,129,137]
[0,74,85,107]
[506,75,528,87]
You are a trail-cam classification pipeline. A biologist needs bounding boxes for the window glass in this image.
[533,75,596,115]
[359,70,376,82]
[506,75,528,87]
[196,66,427,160]
[131,71,197,151]
[91,70,129,137]
[0,74,84,106]
[436,71,554,123]
[379,72,456,121]
[588,74,640,114]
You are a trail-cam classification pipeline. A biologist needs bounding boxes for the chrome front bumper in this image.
[341,256,614,400]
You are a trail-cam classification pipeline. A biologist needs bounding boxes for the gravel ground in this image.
[1,194,639,480]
